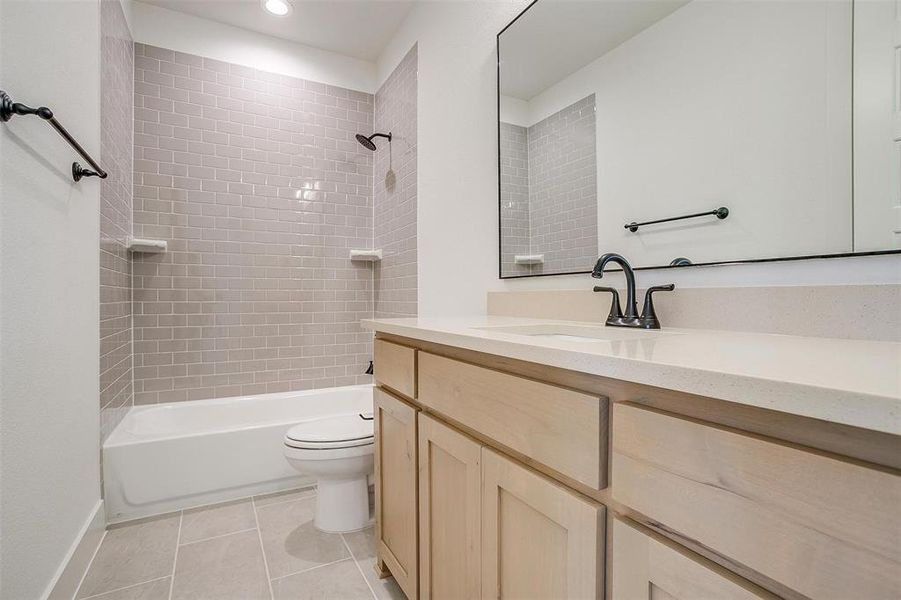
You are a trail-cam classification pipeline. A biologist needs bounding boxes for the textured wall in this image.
[500,95,597,276]
[499,121,531,276]
[100,0,135,439]
[373,45,418,318]
[132,43,374,403]
[527,94,597,274]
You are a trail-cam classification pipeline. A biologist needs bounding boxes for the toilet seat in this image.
[284,413,374,450]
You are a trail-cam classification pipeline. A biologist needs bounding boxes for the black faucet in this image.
[591,253,674,329]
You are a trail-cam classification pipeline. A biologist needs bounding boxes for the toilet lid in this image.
[285,413,374,447]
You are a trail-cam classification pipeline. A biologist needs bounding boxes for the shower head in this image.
[355,132,391,151]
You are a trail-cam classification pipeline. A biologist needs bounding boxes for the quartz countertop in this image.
[361,316,901,436]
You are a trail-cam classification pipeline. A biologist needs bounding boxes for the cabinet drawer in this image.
[612,403,901,599]
[374,339,416,399]
[418,352,606,490]
[612,517,775,600]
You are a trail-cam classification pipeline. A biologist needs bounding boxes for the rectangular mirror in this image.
[498,0,901,278]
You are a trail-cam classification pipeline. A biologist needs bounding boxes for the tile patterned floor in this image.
[75,489,406,600]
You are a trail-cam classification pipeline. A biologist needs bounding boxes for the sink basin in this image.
[474,323,679,342]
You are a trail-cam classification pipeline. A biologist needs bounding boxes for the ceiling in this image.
[500,0,690,100]
[138,0,416,61]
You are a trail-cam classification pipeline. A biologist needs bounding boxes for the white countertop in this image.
[362,316,901,436]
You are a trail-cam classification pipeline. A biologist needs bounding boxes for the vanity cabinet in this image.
[373,387,419,600]
[372,334,901,600]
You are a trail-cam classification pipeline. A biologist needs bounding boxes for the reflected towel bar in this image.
[625,206,729,233]
[0,90,108,182]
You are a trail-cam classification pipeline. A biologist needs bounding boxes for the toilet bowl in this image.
[283,413,374,533]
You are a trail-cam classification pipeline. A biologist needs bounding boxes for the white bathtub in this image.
[103,384,374,523]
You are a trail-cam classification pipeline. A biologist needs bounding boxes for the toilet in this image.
[283,413,374,533]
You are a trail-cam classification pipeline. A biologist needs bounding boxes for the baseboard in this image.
[44,500,105,600]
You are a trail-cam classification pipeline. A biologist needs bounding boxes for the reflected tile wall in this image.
[373,45,417,318]
[100,0,134,438]
[500,122,531,276]
[527,94,597,274]
[131,44,374,403]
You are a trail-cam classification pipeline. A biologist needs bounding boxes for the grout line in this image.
[177,527,259,547]
[251,491,317,511]
[167,511,183,600]
[79,575,171,600]
[341,534,378,600]
[72,529,108,600]
[251,496,275,600]
[268,557,354,583]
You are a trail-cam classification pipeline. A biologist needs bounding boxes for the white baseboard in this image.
[44,500,105,600]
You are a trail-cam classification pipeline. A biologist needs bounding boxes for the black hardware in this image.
[592,253,675,329]
[624,207,728,233]
[359,413,374,421]
[592,286,623,322]
[365,360,373,375]
[1,90,108,182]
[669,257,692,266]
[591,253,639,320]
[639,284,675,330]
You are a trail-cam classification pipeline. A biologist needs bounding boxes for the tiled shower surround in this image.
[131,43,415,404]
[500,94,598,276]
[374,45,418,318]
[99,0,134,437]
[499,122,531,276]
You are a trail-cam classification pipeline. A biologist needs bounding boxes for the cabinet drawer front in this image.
[374,339,416,399]
[374,388,418,600]
[481,448,605,600]
[418,352,606,490]
[612,517,775,600]
[612,403,901,599]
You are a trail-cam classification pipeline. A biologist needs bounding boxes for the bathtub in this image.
[103,384,374,523]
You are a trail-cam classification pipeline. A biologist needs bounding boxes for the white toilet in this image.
[283,413,374,533]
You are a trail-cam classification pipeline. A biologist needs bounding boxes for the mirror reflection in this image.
[499,0,900,278]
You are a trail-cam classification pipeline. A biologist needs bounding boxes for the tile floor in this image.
[75,488,405,600]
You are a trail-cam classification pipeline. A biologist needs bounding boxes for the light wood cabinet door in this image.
[611,517,776,600]
[418,414,481,600]
[481,448,604,599]
[374,387,418,599]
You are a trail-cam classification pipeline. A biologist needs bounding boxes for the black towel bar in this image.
[1,89,108,182]
[625,206,729,233]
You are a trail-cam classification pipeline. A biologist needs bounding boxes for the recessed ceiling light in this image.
[262,0,292,17]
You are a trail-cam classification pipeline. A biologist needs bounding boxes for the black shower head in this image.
[355,132,391,151]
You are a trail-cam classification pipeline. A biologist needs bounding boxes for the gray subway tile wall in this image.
[500,95,598,276]
[373,45,417,318]
[131,43,377,404]
[528,94,598,274]
[100,0,135,438]
[499,121,531,276]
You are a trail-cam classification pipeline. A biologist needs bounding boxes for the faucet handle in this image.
[640,284,675,329]
[593,286,623,323]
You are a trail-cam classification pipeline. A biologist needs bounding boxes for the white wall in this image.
[0,1,102,598]
[377,0,528,317]
[129,0,377,92]
[853,0,901,251]
[378,0,901,316]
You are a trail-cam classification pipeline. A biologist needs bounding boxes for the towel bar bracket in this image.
[0,89,108,182]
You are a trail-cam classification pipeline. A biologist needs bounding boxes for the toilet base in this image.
[314,476,371,533]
